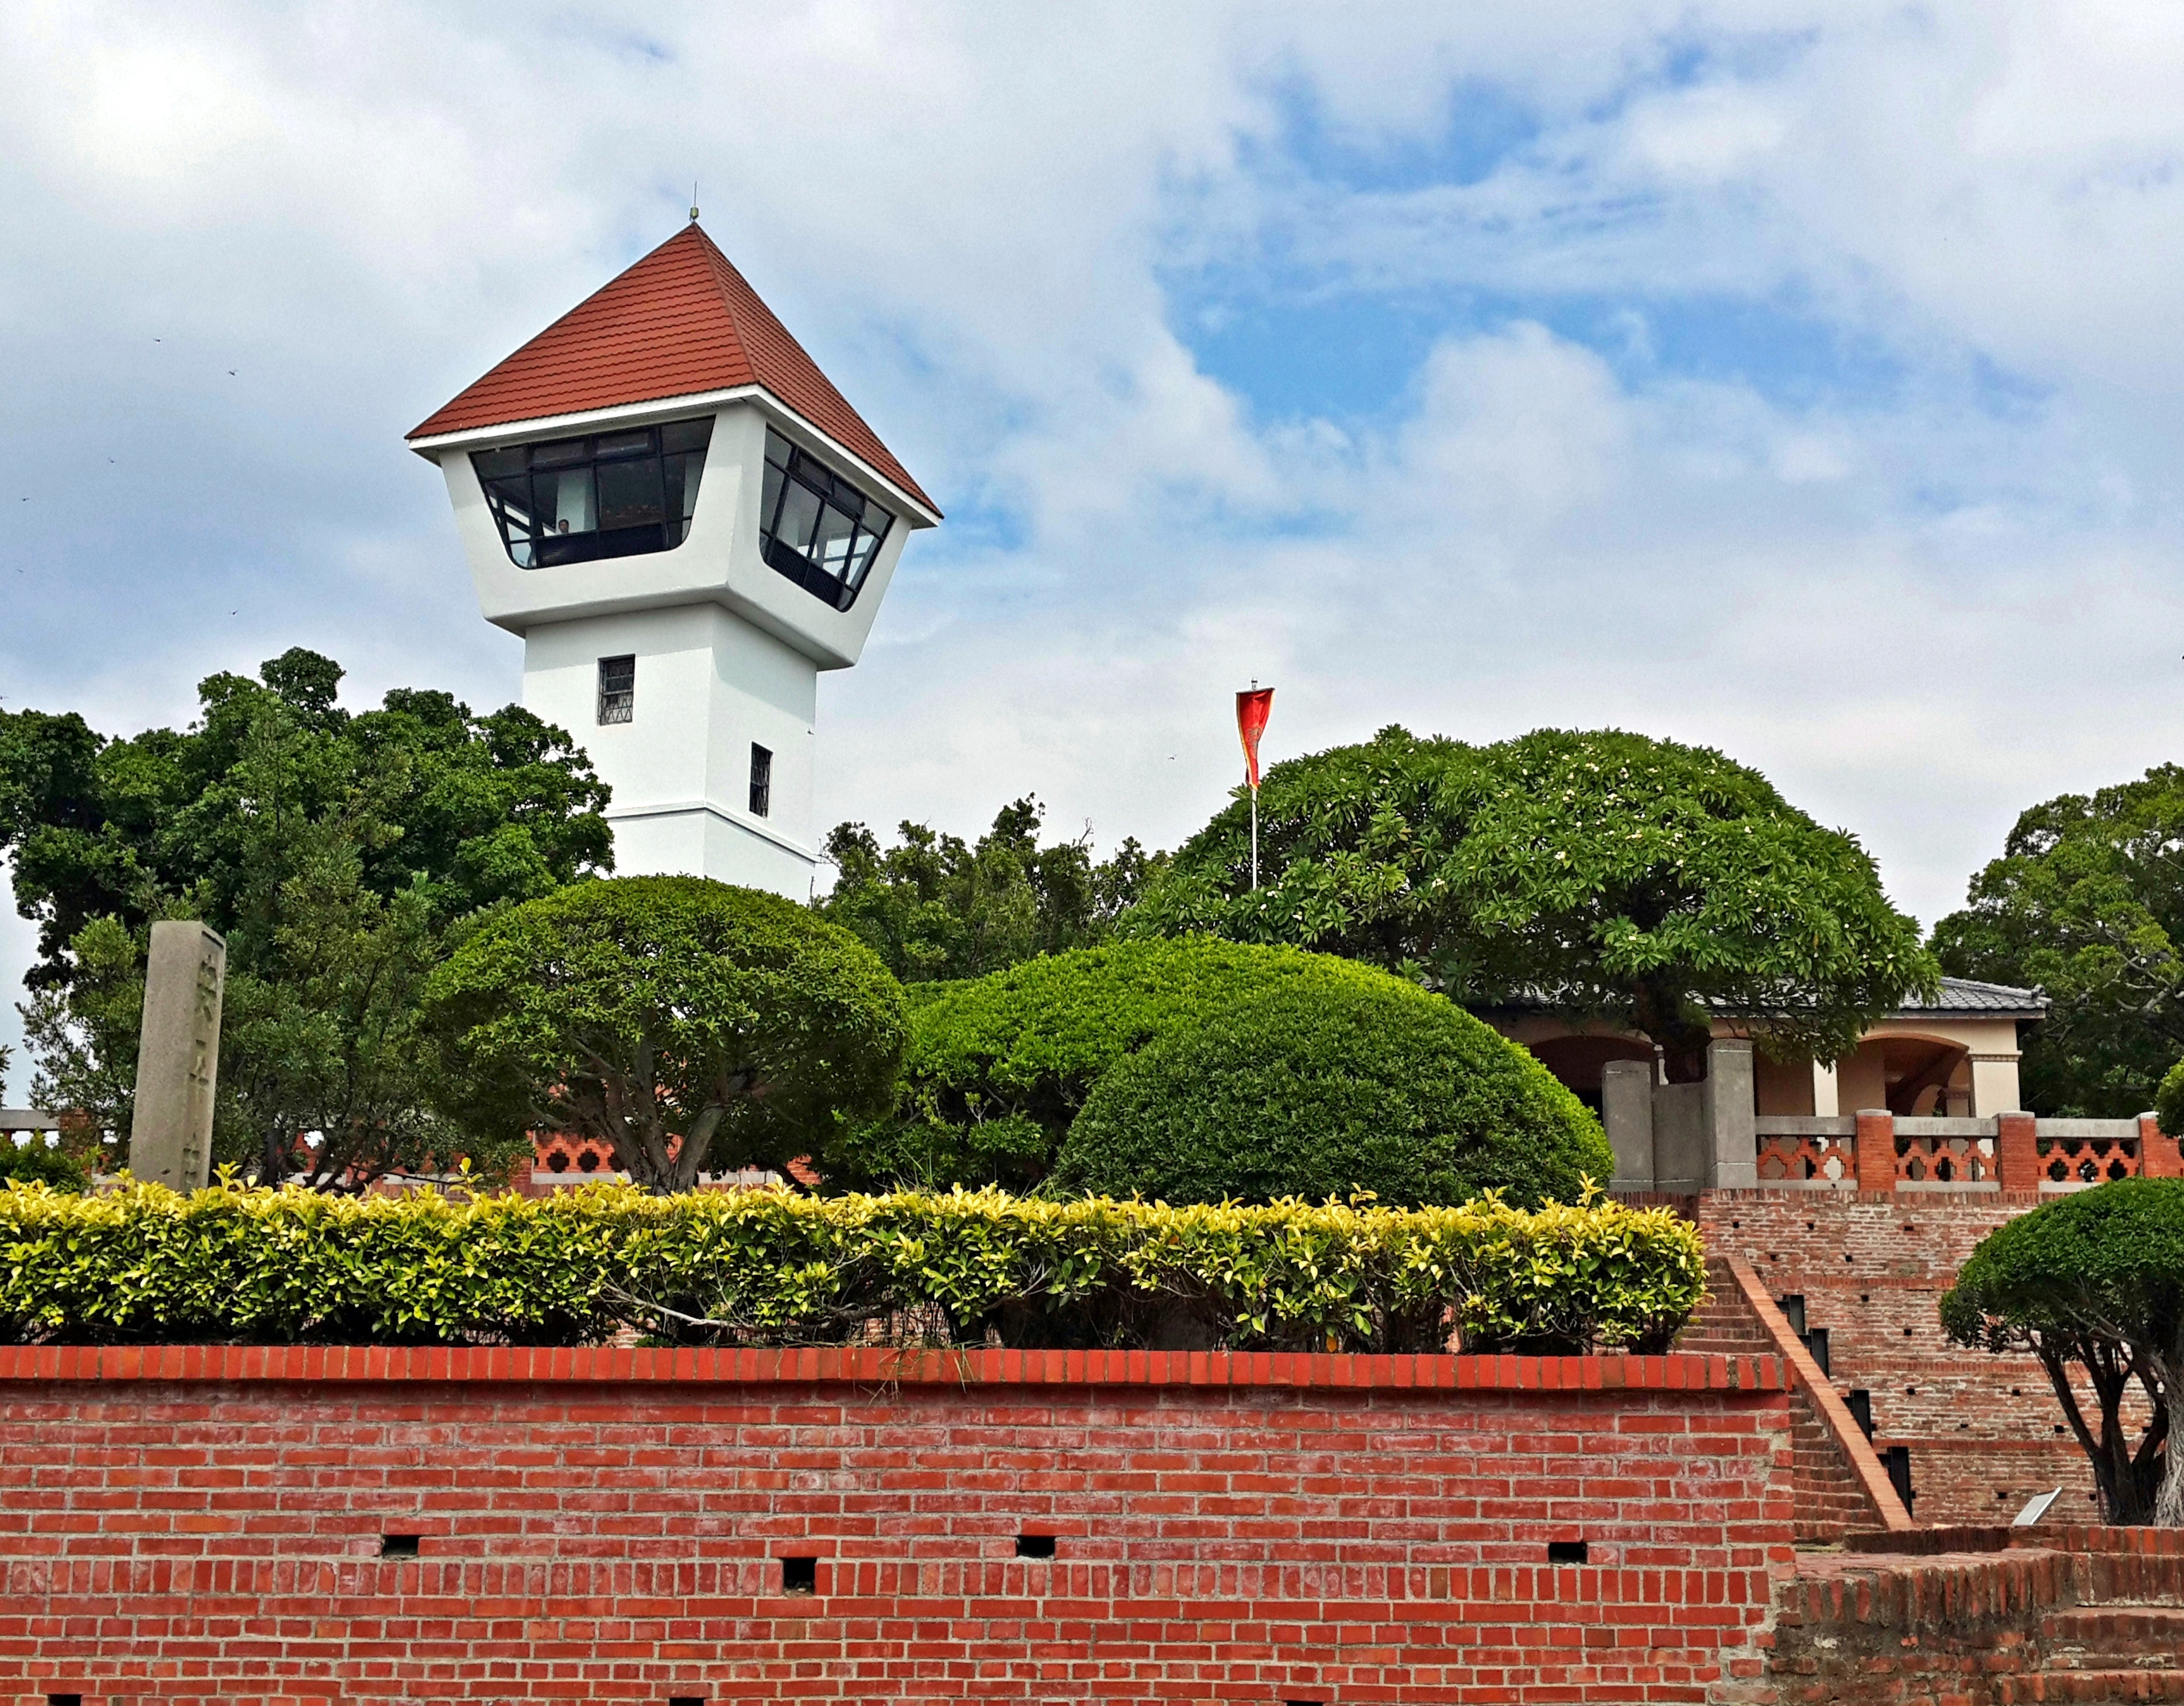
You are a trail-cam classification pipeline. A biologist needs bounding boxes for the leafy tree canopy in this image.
[0,648,612,980]
[425,876,908,1193]
[1934,767,2184,1117]
[1942,1179,2184,1525]
[820,937,1371,1193]
[1128,725,1934,1079]
[816,797,1163,984]
[0,649,613,1186]
[1054,968,1613,1210]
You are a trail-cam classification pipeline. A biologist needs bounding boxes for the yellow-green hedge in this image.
[0,1179,1704,1354]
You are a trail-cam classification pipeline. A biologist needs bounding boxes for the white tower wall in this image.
[415,393,936,902]
[521,605,819,898]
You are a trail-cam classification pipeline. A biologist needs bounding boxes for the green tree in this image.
[817,798,1163,984]
[820,937,1370,1193]
[1933,768,2184,1117]
[1054,969,1613,1209]
[0,1138,87,1193]
[1,649,613,1185]
[424,876,908,1193]
[1941,1179,2184,1525]
[1129,725,1934,1080]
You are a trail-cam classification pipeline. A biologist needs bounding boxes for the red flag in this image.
[1236,687,1273,791]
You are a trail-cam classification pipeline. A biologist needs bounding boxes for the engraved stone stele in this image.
[129,922,227,1192]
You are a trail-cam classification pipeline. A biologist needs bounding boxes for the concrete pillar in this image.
[1811,1058,1841,1118]
[1602,1059,1656,1191]
[1703,1039,1759,1190]
[129,922,226,1193]
[1995,1111,2042,1195]
[1969,1053,2023,1116]
[1852,1109,1893,1192]
[1651,1082,1708,1194]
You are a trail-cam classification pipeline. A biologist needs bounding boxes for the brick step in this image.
[1998,1673,2184,1703]
[2043,1605,2184,1670]
[2087,1560,2184,1608]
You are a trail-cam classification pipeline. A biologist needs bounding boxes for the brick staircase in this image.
[1679,1255,1910,1542]
[1774,1532,2184,1704]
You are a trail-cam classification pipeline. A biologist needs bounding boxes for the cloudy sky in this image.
[4,2,2183,1092]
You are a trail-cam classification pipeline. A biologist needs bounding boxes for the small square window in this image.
[598,655,635,726]
[749,744,772,818]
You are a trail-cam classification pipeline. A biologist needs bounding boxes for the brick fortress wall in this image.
[1694,1189,2105,1525]
[0,1346,1794,1706]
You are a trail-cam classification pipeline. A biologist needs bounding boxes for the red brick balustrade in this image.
[1746,1111,2177,1198]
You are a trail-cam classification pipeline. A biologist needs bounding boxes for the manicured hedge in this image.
[1055,974,1613,1208]
[822,937,1379,1191]
[0,1179,1704,1355]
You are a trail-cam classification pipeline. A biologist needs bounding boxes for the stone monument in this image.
[129,921,226,1191]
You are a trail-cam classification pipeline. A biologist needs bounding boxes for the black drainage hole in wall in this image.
[48,1695,83,1706]
[380,1534,421,1558]
[1016,1534,1058,1560]
[668,1697,706,1705]
[1547,1540,1590,1565]
[781,1555,819,1595]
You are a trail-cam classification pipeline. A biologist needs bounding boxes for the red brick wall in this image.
[0,1347,1794,1705]
[1695,1190,2106,1525]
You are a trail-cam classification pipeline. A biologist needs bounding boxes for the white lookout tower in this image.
[407,224,940,897]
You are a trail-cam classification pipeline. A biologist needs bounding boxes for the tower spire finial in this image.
[689,180,700,224]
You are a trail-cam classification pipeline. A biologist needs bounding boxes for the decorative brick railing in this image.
[2035,1117,2144,1187]
[1756,1115,1858,1186]
[1751,1111,2177,1194]
[1893,1116,1998,1189]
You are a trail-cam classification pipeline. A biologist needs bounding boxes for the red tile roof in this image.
[408,224,934,513]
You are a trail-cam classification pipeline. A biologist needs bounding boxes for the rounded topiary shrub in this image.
[1051,972,1612,1208]
[427,875,906,1194]
[818,938,1381,1192]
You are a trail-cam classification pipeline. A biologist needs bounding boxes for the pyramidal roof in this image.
[408,224,934,513]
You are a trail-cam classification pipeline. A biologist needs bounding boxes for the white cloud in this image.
[7,0,2184,1081]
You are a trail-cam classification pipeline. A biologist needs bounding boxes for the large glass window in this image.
[473,417,712,568]
[758,430,893,611]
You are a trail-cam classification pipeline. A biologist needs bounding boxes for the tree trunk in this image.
[1630,976,1713,1084]
[261,1121,288,1189]
[2156,1346,2184,1527]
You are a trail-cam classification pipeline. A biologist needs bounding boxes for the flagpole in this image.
[1250,780,1259,891]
